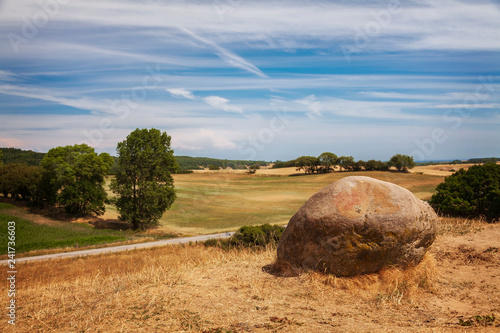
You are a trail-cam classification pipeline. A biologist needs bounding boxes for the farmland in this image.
[1,170,445,257]
[104,170,445,235]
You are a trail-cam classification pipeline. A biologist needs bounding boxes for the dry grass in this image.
[436,216,488,236]
[2,216,499,332]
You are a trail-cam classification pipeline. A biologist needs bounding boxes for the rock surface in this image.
[275,176,437,276]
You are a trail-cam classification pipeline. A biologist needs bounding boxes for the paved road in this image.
[0,232,235,265]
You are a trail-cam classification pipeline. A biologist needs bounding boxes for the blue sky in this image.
[0,0,499,161]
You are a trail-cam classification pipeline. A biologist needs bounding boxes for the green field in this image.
[0,203,131,255]
[105,171,444,235]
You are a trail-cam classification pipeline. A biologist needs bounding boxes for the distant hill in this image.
[0,147,46,166]
[0,148,268,171]
[175,156,268,170]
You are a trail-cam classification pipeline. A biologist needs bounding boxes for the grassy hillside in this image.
[0,203,127,254]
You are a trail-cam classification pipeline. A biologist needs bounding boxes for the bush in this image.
[429,162,500,221]
[205,224,285,249]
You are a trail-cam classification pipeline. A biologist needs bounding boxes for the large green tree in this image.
[430,163,500,221]
[111,128,177,230]
[41,144,113,215]
[388,154,416,172]
[318,152,338,173]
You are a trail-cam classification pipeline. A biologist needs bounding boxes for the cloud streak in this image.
[178,27,267,78]
[203,96,244,114]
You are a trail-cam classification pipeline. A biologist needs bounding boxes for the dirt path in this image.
[0,232,235,265]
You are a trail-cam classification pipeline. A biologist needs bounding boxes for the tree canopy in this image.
[430,163,500,221]
[388,154,416,172]
[111,128,177,230]
[41,144,113,215]
[318,152,338,172]
[0,147,45,166]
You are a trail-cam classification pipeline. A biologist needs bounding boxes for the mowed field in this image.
[104,170,444,235]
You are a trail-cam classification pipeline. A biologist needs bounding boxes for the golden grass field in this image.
[1,216,498,332]
[1,166,499,331]
[103,170,446,235]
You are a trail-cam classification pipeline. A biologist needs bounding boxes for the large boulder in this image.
[274,176,437,276]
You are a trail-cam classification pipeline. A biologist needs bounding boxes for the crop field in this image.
[1,170,444,256]
[104,171,444,235]
[1,216,498,332]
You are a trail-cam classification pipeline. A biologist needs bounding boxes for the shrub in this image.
[205,224,285,249]
[429,162,500,221]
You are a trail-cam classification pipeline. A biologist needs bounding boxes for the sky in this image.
[0,0,499,162]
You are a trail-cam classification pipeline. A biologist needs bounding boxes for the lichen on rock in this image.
[272,176,437,277]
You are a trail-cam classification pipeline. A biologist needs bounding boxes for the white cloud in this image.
[432,104,500,109]
[171,128,238,151]
[203,95,243,114]
[166,88,195,100]
[295,94,322,118]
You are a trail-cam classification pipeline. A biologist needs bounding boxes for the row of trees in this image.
[0,147,45,166]
[290,153,415,174]
[0,129,178,230]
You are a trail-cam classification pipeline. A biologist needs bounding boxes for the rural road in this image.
[0,232,235,265]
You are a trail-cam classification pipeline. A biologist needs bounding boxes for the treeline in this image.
[418,157,499,166]
[175,156,268,171]
[273,153,416,173]
[0,129,178,231]
[0,144,113,214]
[0,148,45,166]
[0,148,269,172]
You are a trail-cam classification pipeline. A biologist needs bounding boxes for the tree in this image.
[111,128,177,230]
[338,156,355,172]
[430,163,500,221]
[353,160,366,171]
[0,164,43,203]
[41,144,113,215]
[295,156,320,174]
[318,152,338,173]
[0,149,3,166]
[248,163,260,174]
[388,154,416,172]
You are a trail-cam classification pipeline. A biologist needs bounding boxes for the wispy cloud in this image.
[0,0,498,161]
[295,95,322,118]
[432,103,500,109]
[166,88,195,100]
[178,27,267,78]
[203,96,244,114]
